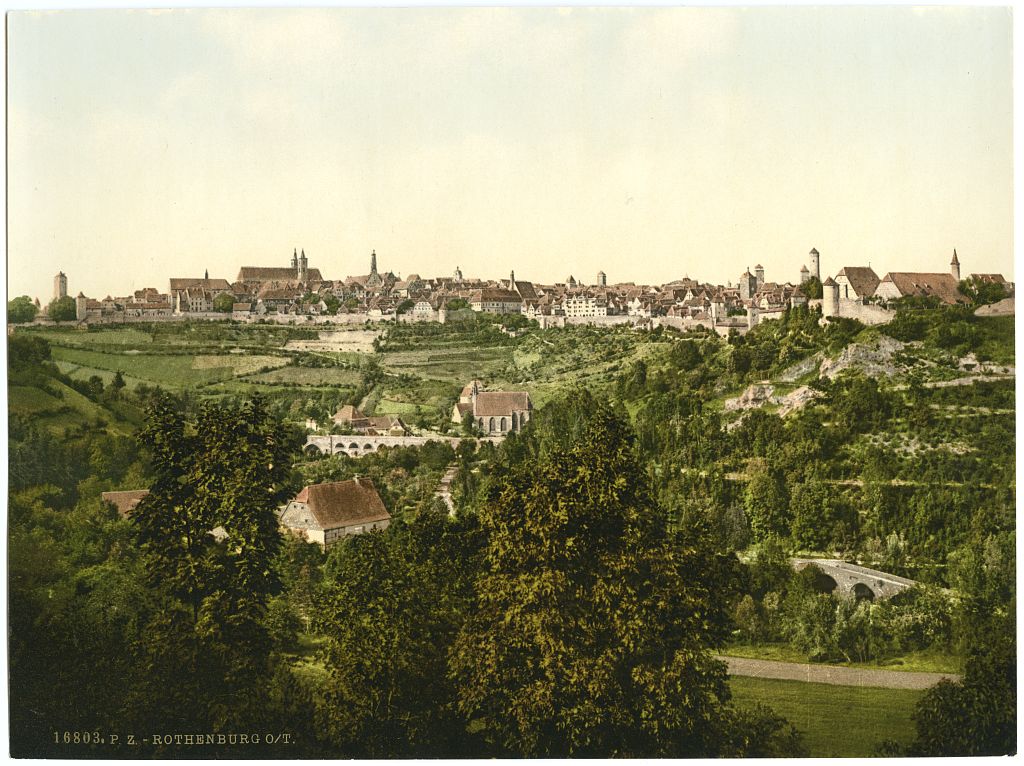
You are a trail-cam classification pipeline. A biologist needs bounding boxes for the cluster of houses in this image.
[307,404,410,436]
[47,245,1011,329]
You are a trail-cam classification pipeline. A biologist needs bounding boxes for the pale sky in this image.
[7,6,1014,302]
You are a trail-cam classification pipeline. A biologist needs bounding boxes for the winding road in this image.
[718,655,960,690]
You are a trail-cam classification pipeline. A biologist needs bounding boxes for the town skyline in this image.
[8,7,1014,301]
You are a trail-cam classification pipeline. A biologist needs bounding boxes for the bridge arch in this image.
[305,444,323,457]
[348,442,359,450]
[805,566,838,595]
[500,416,507,432]
[488,416,495,432]
[852,583,875,601]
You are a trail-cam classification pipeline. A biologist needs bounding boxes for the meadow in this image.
[728,676,923,757]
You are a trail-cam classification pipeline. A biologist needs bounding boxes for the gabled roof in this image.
[238,266,324,283]
[474,391,531,417]
[293,478,390,530]
[472,288,522,303]
[968,273,1008,285]
[513,281,538,300]
[835,266,880,297]
[170,277,232,292]
[333,404,367,423]
[879,272,966,304]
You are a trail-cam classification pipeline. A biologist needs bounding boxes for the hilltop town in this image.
[32,246,1014,333]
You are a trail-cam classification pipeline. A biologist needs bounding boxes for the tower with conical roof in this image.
[950,249,961,282]
[299,249,308,283]
[53,271,67,300]
[809,247,820,280]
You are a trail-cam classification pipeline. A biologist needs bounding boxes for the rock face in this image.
[974,297,1014,317]
[724,383,821,416]
[724,384,775,412]
[775,385,821,416]
[778,354,822,383]
[819,335,906,380]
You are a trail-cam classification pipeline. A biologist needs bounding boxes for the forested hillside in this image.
[7,302,1015,757]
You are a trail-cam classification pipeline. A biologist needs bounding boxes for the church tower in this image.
[454,266,463,283]
[291,248,298,270]
[950,249,961,282]
[366,249,382,290]
[298,249,308,283]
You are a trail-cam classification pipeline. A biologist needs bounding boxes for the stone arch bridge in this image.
[304,433,503,458]
[791,558,917,601]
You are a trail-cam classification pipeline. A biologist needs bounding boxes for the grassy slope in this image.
[728,676,922,757]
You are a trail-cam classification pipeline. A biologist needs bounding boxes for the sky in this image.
[7,6,1015,302]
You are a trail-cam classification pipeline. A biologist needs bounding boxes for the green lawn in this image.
[728,676,923,757]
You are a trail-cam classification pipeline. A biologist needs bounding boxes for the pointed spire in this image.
[951,248,959,264]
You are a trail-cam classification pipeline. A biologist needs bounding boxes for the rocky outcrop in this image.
[775,385,822,416]
[723,383,821,416]
[819,335,906,380]
[723,384,775,412]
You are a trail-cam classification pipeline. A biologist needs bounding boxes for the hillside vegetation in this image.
[7,301,1015,757]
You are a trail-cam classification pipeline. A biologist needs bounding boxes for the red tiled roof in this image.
[238,267,324,283]
[170,277,231,292]
[836,266,880,298]
[474,391,531,417]
[333,405,366,423]
[880,272,966,304]
[295,478,390,529]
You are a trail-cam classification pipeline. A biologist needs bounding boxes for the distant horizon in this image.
[8,7,1014,302]
[27,244,992,305]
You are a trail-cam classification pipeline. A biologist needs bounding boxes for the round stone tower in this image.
[822,276,839,317]
[809,247,820,280]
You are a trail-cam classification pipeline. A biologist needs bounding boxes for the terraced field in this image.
[50,346,288,389]
[244,366,364,386]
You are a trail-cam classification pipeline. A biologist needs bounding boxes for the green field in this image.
[245,366,363,386]
[50,346,289,388]
[9,378,138,435]
[728,676,923,757]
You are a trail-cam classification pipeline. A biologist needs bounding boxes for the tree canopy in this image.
[8,295,38,323]
[47,295,77,321]
[450,395,802,757]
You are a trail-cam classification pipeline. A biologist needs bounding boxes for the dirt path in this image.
[434,463,458,515]
[717,655,960,690]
